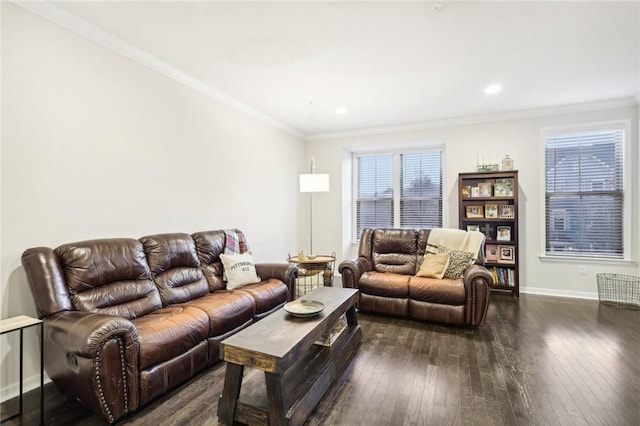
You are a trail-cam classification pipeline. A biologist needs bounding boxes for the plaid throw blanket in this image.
[223,229,250,254]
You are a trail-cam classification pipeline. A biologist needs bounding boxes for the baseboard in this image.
[0,374,51,403]
[521,286,599,300]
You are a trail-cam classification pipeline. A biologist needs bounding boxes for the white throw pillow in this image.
[220,252,261,289]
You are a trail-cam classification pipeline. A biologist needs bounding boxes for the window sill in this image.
[538,254,636,266]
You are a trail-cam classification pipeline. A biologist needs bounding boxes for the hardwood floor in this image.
[2,293,639,425]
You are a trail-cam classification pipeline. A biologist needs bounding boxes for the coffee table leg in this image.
[218,363,244,425]
[345,305,358,327]
[265,372,287,426]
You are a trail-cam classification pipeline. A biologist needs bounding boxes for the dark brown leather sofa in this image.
[21,230,296,423]
[339,228,492,326]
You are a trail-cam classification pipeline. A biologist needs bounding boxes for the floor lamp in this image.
[299,158,329,255]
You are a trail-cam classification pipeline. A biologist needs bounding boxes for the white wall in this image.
[309,103,639,297]
[0,3,304,400]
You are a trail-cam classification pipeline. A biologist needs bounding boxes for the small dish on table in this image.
[284,300,325,317]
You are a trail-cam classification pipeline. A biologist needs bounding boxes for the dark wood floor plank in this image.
[3,294,639,426]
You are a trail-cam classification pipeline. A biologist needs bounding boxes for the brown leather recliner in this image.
[21,230,296,423]
[339,228,492,326]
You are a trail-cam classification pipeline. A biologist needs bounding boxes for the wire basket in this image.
[596,273,640,310]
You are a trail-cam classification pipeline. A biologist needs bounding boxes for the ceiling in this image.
[40,1,640,137]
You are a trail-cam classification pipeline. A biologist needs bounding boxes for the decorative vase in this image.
[502,155,514,171]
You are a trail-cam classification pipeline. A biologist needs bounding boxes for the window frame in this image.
[351,145,445,243]
[540,120,632,262]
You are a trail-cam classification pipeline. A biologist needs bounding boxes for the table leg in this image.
[345,305,358,327]
[40,322,44,426]
[217,363,244,425]
[19,329,23,416]
[264,372,287,426]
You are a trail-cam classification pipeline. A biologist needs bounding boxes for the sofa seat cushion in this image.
[358,271,409,298]
[408,276,466,305]
[182,290,255,337]
[133,306,210,370]
[238,279,288,315]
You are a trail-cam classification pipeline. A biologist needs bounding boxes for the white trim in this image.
[521,286,598,301]
[308,97,638,141]
[538,254,636,266]
[13,0,304,139]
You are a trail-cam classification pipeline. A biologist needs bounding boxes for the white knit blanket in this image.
[426,228,485,261]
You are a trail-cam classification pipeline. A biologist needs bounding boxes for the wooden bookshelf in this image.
[458,171,519,296]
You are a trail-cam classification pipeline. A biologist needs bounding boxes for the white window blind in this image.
[354,149,443,241]
[355,154,394,238]
[400,152,443,228]
[545,127,625,258]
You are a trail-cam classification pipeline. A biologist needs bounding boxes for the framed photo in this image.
[466,205,484,218]
[467,224,480,232]
[497,226,511,241]
[471,187,480,197]
[484,204,498,219]
[498,245,516,264]
[485,244,498,262]
[478,182,492,197]
[494,178,514,197]
[480,223,495,240]
[461,185,471,198]
[498,204,515,219]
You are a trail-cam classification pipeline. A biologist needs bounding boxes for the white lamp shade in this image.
[299,173,330,193]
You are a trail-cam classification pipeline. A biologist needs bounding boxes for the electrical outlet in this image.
[578,265,587,275]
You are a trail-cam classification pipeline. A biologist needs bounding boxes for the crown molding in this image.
[13,1,305,140]
[307,97,639,141]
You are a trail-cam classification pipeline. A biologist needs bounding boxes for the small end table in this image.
[0,315,44,425]
[288,252,336,298]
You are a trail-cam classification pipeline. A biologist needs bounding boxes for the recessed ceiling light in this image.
[484,84,502,95]
[335,106,348,115]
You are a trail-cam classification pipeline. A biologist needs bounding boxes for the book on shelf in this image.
[490,266,516,287]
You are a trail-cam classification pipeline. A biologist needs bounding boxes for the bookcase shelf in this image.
[458,171,519,296]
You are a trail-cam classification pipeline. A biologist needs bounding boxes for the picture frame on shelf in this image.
[498,245,515,264]
[485,204,498,219]
[494,178,514,196]
[466,205,484,218]
[481,223,495,240]
[497,226,511,241]
[461,185,471,198]
[498,204,515,219]
[478,182,492,197]
[467,224,480,232]
[485,244,498,262]
[471,187,480,197]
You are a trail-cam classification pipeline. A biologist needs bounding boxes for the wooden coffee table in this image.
[217,287,362,426]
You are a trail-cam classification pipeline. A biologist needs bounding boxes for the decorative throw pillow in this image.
[437,246,475,279]
[416,252,450,279]
[220,252,261,289]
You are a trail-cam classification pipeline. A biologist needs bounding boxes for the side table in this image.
[0,315,44,425]
[287,252,336,298]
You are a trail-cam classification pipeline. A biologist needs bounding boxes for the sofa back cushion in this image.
[372,229,419,275]
[54,238,161,319]
[141,233,210,305]
[192,230,226,292]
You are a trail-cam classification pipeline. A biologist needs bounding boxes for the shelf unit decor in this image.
[458,171,519,296]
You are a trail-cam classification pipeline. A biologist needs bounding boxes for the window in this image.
[353,149,443,241]
[544,124,626,258]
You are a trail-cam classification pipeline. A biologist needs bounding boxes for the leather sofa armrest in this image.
[46,311,139,357]
[44,311,140,423]
[255,263,298,301]
[338,257,373,289]
[462,264,493,326]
